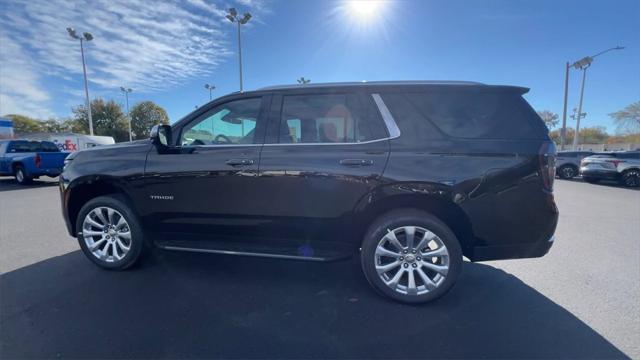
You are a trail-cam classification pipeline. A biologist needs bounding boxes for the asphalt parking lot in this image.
[1,176,638,359]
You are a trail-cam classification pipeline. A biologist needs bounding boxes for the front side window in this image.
[181,98,261,146]
[278,94,378,144]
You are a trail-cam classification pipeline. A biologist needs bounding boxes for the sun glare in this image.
[346,0,386,22]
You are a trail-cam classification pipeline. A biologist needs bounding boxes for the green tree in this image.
[536,110,559,129]
[579,126,609,144]
[3,114,43,133]
[40,118,72,133]
[609,101,640,134]
[72,98,129,142]
[129,101,170,139]
[549,126,610,145]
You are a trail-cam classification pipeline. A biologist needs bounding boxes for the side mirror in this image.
[150,124,172,147]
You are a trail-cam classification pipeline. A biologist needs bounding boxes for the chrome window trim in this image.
[177,94,401,148]
[371,93,401,139]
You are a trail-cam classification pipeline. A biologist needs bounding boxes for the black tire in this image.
[360,209,463,304]
[620,169,640,187]
[583,177,600,184]
[76,195,145,270]
[557,165,578,179]
[14,165,32,185]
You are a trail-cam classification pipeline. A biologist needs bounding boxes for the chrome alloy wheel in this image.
[561,166,576,178]
[375,226,449,296]
[82,207,132,263]
[15,169,24,183]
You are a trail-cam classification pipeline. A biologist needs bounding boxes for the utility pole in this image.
[572,67,588,149]
[204,84,215,100]
[560,62,570,150]
[561,46,624,149]
[120,87,132,141]
[226,8,251,92]
[67,27,94,135]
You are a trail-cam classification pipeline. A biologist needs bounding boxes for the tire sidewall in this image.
[558,165,576,179]
[622,170,640,187]
[76,195,144,270]
[360,209,463,304]
[15,166,31,184]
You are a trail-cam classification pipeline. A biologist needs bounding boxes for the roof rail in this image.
[258,80,485,91]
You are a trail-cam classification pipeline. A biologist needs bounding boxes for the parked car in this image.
[580,151,640,187]
[59,81,558,304]
[0,140,69,184]
[555,151,594,179]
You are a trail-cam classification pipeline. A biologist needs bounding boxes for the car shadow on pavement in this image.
[561,177,640,191]
[0,177,59,192]
[1,250,629,359]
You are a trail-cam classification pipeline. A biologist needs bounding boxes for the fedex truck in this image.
[47,134,115,152]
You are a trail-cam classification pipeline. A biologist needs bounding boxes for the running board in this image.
[155,240,352,262]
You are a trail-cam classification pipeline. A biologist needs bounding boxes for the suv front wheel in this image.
[360,209,463,304]
[76,195,145,270]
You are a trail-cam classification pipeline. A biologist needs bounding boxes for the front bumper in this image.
[59,175,75,237]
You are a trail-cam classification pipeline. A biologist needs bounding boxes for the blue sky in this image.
[1,0,638,132]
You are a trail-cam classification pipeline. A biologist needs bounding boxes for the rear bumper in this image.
[470,234,555,262]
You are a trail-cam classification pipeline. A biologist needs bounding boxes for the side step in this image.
[155,239,353,262]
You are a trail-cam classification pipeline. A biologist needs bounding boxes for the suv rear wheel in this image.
[360,209,463,304]
[76,195,145,270]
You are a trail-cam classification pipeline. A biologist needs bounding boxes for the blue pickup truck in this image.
[0,140,69,185]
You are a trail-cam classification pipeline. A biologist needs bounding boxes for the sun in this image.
[345,0,386,22]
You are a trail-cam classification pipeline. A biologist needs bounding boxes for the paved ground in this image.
[1,176,638,359]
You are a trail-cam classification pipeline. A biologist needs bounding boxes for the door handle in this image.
[225,158,255,166]
[339,159,374,166]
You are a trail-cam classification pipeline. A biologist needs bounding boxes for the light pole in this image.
[67,27,94,135]
[297,77,311,84]
[204,83,215,100]
[226,8,252,92]
[561,46,624,149]
[120,87,132,141]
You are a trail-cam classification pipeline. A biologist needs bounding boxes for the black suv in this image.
[60,81,558,303]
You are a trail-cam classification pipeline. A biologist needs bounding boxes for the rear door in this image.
[255,90,391,251]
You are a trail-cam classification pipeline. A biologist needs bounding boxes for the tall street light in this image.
[226,8,251,92]
[67,27,94,135]
[204,83,215,100]
[297,77,311,84]
[120,87,133,141]
[560,46,625,149]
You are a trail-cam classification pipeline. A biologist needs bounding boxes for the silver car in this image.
[580,151,640,187]
[556,151,594,179]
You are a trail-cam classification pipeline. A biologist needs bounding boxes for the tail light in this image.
[34,154,42,168]
[538,142,556,191]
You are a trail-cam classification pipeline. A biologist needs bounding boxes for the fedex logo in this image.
[54,139,78,152]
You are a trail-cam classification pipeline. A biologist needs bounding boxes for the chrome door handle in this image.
[339,159,374,166]
[226,158,254,166]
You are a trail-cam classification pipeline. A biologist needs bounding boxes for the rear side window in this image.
[382,91,542,140]
[278,94,382,144]
[39,141,60,152]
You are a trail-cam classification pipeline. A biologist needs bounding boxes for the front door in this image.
[143,96,269,241]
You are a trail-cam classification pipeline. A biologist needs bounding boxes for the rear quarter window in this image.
[382,90,545,140]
